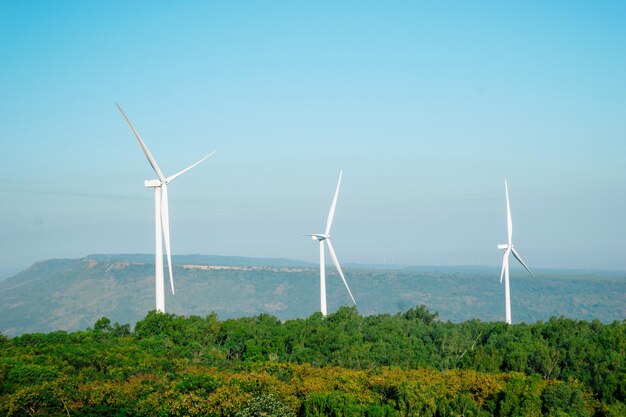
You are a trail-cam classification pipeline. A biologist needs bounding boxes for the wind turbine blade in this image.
[511,247,536,278]
[161,184,175,294]
[500,247,511,283]
[325,170,343,235]
[326,238,356,305]
[116,103,166,181]
[505,180,512,245]
[166,151,216,183]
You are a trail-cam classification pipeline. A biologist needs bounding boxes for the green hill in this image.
[0,255,624,336]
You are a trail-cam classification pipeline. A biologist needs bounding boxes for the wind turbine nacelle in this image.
[145,179,161,188]
[497,244,509,250]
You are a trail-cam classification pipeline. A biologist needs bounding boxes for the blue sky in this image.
[1,1,625,270]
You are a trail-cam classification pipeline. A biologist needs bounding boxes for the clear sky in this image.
[1,1,625,271]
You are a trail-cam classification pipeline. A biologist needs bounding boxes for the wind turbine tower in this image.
[117,103,214,313]
[497,180,535,324]
[308,170,356,316]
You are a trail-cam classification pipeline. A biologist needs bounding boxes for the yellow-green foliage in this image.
[0,308,622,416]
[0,362,595,416]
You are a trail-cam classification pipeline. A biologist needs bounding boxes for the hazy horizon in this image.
[4,253,626,277]
[1,2,625,271]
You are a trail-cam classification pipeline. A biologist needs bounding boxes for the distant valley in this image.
[0,254,624,336]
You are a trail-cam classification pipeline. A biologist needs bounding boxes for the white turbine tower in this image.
[308,170,356,316]
[117,103,214,313]
[497,180,535,324]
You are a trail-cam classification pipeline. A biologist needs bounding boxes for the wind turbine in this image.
[308,170,356,316]
[497,180,535,324]
[116,103,214,313]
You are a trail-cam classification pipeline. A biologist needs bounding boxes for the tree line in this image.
[1,305,624,416]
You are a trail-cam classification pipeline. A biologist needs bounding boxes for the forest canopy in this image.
[1,305,624,416]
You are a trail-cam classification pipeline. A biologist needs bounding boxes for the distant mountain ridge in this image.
[0,268,22,281]
[0,254,624,336]
[85,253,317,267]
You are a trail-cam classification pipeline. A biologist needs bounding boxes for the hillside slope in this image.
[0,254,624,335]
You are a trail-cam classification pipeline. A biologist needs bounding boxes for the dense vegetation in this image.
[1,306,624,416]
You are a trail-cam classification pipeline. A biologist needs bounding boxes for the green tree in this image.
[541,381,590,417]
[402,304,439,324]
[303,392,364,417]
[93,317,116,334]
[235,394,296,417]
